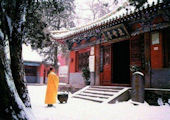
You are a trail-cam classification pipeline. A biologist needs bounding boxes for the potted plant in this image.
[82,67,91,85]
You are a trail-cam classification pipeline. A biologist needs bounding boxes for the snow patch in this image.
[157,98,164,106]
[6,15,13,37]
[133,71,144,76]
[157,98,170,106]
[18,6,26,33]
[22,44,43,62]
[28,85,170,120]
[0,29,4,40]
[128,99,150,106]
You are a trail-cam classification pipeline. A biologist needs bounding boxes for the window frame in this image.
[76,48,90,72]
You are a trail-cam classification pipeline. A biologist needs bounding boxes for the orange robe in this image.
[45,72,59,104]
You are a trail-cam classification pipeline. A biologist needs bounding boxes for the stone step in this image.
[91,86,124,90]
[84,90,115,96]
[87,88,120,92]
[73,95,104,103]
[72,86,130,104]
[78,92,109,99]
[103,87,129,104]
[83,91,113,96]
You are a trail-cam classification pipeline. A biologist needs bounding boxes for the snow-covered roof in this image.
[22,44,43,62]
[51,0,163,40]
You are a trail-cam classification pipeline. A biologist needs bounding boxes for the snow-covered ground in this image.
[28,85,170,120]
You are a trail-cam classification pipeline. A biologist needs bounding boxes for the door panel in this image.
[102,45,112,85]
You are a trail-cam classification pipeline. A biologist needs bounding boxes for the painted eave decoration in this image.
[50,0,170,50]
[102,24,130,42]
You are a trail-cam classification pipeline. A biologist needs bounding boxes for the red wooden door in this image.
[102,45,112,85]
[151,32,163,68]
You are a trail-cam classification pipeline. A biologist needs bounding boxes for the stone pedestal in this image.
[131,72,145,103]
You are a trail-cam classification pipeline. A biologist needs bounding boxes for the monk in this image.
[45,67,59,107]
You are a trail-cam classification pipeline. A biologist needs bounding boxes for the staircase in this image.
[72,86,130,103]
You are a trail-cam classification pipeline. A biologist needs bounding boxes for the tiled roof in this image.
[51,0,165,40]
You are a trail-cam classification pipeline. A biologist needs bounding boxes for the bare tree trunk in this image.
[5,0,31,108]
[54,45,59,73]
[0,40,33,120]
[53,18,61,73]
[9,33,31,107]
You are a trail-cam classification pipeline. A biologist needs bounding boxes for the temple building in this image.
[51,1,170,89]
[22,44,50,84]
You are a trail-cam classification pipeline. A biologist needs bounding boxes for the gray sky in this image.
[74,0,127,26]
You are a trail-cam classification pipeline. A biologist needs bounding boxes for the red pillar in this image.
[39,64,45,84]
[69,51,76,73]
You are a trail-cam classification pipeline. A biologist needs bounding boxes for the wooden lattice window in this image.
[77,51,90,71]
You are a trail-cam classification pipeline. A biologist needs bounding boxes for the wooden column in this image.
[95,44,100,85]
[39,64,45,84]
[69,51,76,73]
[144,32,151,88]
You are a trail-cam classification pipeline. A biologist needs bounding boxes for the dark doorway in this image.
[112,40,130,84]
[163,28,170,67]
